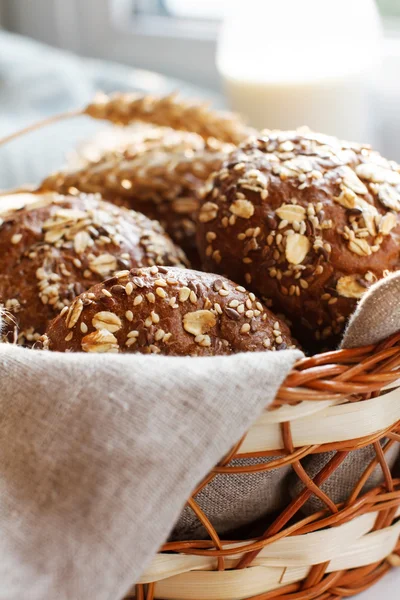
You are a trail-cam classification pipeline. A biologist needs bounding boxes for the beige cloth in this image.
[173,453,291,540]
[0,344,301,600]
[342,270,400,348]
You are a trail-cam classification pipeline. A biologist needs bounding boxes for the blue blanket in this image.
[0,31,214,189]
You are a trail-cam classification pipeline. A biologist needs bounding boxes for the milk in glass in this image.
[217,0,382,144]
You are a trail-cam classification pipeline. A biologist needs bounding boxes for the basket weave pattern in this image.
[130,332,400,600]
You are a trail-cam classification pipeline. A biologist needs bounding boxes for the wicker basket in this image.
[126,332,400,600]
[2,94,400,600]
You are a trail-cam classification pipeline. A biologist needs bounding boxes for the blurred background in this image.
[1,0,400,187]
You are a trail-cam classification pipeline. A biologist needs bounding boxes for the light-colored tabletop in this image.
[356,567,399,599]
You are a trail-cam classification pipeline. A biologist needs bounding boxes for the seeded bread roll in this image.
[197,130,400,349]
[44,267,298,355]
[0,192,188,345]
[40,126,235,264]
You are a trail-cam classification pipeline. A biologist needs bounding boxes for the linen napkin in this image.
[0,343,301,600]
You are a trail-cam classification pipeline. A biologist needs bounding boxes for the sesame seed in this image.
[154,279,167,287]
[125,310,134,321]
[146,292,156,303]
[236,286,246,292]
[151,311,160,324]
[240,323,251,333]
[126,282,134,295]
[134,295,143,306]
[214,303,223,314]
[276,336,283,344]
[155,329,166,341]
[218,289,229,297]
[127,330,139,338]
[150,266,159,275]
[80,322,88,334]
[156,288,167,298]
[300,279,309,289]
[189,290,197,304]
[11,233,22,244]
[179,287,191,302]
[206,232,217,242]
[102,289,112,298]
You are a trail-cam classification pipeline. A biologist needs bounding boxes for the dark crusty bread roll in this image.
[0,192,188,345]
[40,126,235,265]
[197,129,400,349]
[44,266,298,355]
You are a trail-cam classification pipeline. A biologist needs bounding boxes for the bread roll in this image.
[197,130,400,349]
[40,126,235,264]
[44,266,298,355]
[0,192,187,345]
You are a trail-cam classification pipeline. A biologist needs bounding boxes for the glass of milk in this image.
[217,0,383,144]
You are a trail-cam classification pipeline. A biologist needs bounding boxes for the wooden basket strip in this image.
[132,517,400,600]
[138,510,388,584]
[239,386,400,453]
